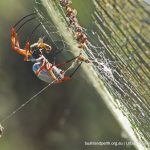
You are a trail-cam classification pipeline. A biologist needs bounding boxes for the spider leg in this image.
[36,60,58,81]
[24,41,31,61]
[11,27,16,49]
[49,69,57,81]
[52,57,56,65]
[11,27,32,59]
[56,62,82,84]
[35,58,46,76]
[56,76,71,84]
[69,62,82,78]
[15,31,20,48]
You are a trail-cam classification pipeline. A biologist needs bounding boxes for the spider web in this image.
[35,6,71,55]
[0,5,74,126]
[35,0,150,149]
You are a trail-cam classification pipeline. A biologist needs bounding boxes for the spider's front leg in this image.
[11,27,17,50]
[11,27,32,60]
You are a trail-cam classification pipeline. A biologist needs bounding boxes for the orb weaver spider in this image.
[11,13,90,84]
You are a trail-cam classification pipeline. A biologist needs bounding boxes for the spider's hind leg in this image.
[11,27,21,51]
[11,27,16,49]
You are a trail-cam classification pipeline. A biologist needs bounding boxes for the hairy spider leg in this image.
[11,28,32,56]
[11,13,50,61]
[16,17,36,33]
[11,13,38,57]
[55,54,89,84]
[57,62,83,84]
[28,23,41,42]
[11,27,32,59]
[13,12,36,28]
[35,58,46,76]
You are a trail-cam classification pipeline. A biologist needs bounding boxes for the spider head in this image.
[37,38,45,49]
[37,38,51,53]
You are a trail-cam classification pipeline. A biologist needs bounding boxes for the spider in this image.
[11,14,90,84]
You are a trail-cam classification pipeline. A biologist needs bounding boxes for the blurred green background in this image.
[0,0,135,150]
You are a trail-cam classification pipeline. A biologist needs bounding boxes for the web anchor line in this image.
[0,81,55,125]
